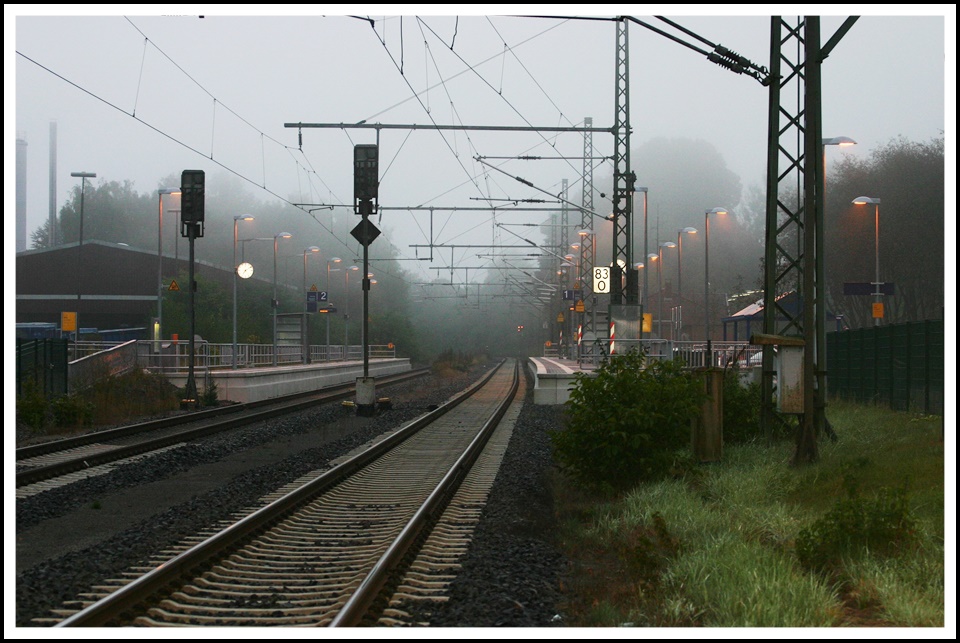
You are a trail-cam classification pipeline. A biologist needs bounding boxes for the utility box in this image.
[749,333,805,414]
[692,367,723,463]
[356,377,377,417]
[777,345,804,413]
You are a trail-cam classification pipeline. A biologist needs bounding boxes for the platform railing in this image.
[133,341,396,373]
[576,339,758,370]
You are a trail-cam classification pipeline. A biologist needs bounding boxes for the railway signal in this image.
[179,169,205,408]
[180,169,205,238]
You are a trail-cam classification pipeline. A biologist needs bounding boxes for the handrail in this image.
[132,341,398,373]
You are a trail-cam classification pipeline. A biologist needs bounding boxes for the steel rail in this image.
[330,359,519,626]
[55,361,507,627]
[16,368,430,487]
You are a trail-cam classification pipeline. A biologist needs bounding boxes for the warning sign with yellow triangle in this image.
[169,280,180,291]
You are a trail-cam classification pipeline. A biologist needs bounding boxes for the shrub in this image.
[795,484,919,573]
[201,378,220,407]
[618,513,682,589]
[86,368,180,424]
[17,377,49,431]
[50,394,94,428]
[722,371,762,444]
[551,351,705,491]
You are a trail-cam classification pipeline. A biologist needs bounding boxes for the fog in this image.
[11,9,949,281]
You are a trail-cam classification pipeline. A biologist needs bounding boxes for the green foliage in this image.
[795,484,919,573]
[50,394,95,428]
[552,352,706,491]
[432,349,480,372]
[721,370,763,444]
[86,369,180,424]
[825,134,944,325]
[553,399,943,627]
[618,513,682,589]
[16,377,49,431]
[201,378,220,407]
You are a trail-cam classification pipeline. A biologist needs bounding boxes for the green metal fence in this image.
[827,320,944,414]
[16,338,69,398]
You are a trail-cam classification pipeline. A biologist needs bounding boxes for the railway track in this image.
[52,358,520,627]
[16,368,431,494]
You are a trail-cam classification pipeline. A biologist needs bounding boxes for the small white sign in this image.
[593,266,611,294]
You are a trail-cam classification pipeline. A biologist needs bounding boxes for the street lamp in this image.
[676,226,697,339]
[823,135,856,149]
[326,257,342,359]
[157,187,180,349]
[633,261,645,317]
[232,215,255,369]
[300,246,321,364]
[633,252,660,340]
[71,172,96,341]
[816,138,856,410]
[344,265,360,357]
[302,246,321,300]
[704,207,728,355]
[272,232,293,366]
[852,196,882,326]
[658,242,677,339]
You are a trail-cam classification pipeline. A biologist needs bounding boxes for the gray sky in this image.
[8,6,953,286]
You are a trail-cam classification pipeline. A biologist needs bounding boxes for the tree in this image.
[29,217,59,250]
[824,135,944,326]
[55,179,156,249]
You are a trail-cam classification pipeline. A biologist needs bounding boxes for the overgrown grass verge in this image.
[431,349,488,379]
[552,400,944,628]
[16,368,181,435]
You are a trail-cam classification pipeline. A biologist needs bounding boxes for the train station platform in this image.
[165,358,412,404]
[527,357,596,405]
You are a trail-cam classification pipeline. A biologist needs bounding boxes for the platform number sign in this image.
[593,266,611,294]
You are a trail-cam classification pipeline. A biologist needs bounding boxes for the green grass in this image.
[552,399,946,628]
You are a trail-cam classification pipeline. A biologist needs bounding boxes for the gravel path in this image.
[14,362,569,629]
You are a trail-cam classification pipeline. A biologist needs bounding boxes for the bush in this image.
[17,378,49,431]
[50,394,94,428]
[201,378,220,407]
[551,351,705,491]
[722,371,762,444]
[795,484,919,573]
[86,369,180,424]
[618,513,682,589]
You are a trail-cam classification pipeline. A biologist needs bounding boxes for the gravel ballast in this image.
[15,362,569,628]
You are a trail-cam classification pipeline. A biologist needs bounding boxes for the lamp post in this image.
[676,227,697,340]
[157,188,179,350]
[71,172,96,341]
[640,189,650,328]
[658,242,676,339]
[232,215,255,369]
[577,228,596,343]
[704,207,728,357]
[302,246,320,301]
[326,257,342,360]
[272,232,293,366]
[344,265,359,357]
[643,252,658,337]
[816,138,856,427]
[852,196,882,326]
[301,246,320,364]
[633,261,645,323]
